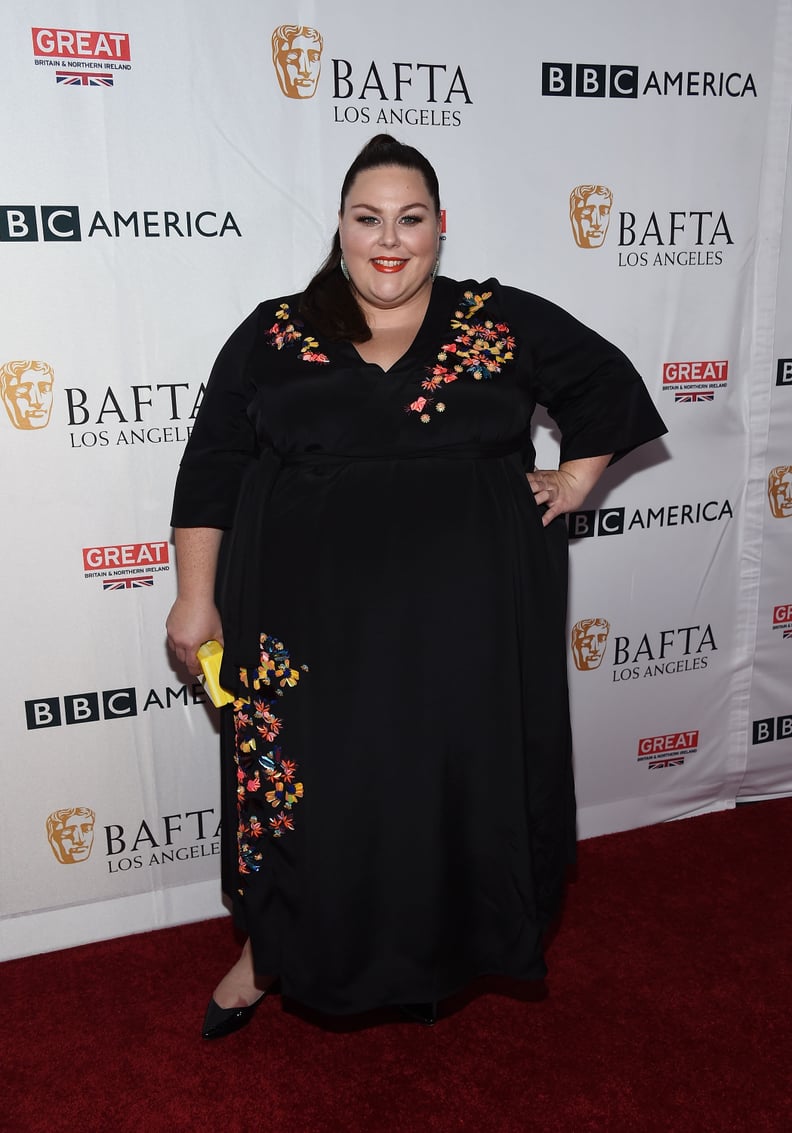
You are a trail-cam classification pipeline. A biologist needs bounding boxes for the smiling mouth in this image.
[371,258,408,273]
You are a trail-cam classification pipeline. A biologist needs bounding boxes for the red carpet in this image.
[3,799,790,1132]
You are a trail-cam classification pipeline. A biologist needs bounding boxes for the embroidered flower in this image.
[269,812,295,835]
[404,290,516,421]
[421,375,444,392]
[405,396,432,415]
[234,633,308,869]
[255,703,282,742]
[266,304,330,364]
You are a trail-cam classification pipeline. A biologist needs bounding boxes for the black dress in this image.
[171,276,666,1014]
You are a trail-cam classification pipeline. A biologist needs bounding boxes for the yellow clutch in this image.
[196,640,235,707]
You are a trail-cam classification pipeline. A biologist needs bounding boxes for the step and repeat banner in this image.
[2,0,790,959]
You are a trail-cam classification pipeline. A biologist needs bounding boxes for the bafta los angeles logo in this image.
[768,466,792,519]
[271,25,323,99]
[0,360,54,430]
[46,806,95,864]
[571,617,611,671]
[570,185,613,249]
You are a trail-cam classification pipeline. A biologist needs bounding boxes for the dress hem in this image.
[272,960,550,1018]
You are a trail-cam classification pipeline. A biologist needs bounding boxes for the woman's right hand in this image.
[166,596,223,677]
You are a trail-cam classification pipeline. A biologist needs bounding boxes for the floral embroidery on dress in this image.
[405,290,516,422]
[266,303,330,363]
[233,633,309,882]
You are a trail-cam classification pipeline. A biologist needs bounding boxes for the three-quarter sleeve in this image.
[170,306,262,528]
[504,286,667,464]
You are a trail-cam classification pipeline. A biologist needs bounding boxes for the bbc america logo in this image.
[778,359,792,387]
[25,682,207,729]
[541,63,756,99]
[0,205,241,242]
[568,499,733,538]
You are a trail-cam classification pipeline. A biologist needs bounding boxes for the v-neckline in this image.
[346,278,450,374]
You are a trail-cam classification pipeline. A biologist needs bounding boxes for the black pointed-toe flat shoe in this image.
[201,980,279,1040]
[399,1001,438,1026]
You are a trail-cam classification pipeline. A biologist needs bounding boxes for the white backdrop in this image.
[1,0,790,960]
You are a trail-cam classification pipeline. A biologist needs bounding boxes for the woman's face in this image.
[339,165,441,313]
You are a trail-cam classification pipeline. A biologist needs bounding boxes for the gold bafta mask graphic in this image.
[0,360,55,430]
[46,807,96,864]
[570,185,613,249]
[768,465,792,519]
[571,617,611,671]
[271,25,323,99]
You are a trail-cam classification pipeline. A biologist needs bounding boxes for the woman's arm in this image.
[165,527,224,676]
[526,454,612,527]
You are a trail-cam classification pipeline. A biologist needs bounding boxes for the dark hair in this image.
[299,134,441,342]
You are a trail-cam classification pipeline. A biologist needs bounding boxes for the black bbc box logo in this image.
[542,63,639,98]
[776,359,792,387]
[0,205,81,241]
[25,688,137,729]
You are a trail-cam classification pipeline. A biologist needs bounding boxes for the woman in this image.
[167,134,666,1037]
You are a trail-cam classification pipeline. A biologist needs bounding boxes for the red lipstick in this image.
[371,258,408,273]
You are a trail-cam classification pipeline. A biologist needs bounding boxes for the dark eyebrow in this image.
[348,202,431,213]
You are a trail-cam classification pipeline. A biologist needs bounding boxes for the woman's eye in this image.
[356,216,380,225]
[399,215,422,225]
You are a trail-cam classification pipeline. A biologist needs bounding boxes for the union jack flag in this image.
[102,576,154,591]
[675,391,715,403]
[648,756,686,769]
[784,627,792,640]
[56,71,114,87]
